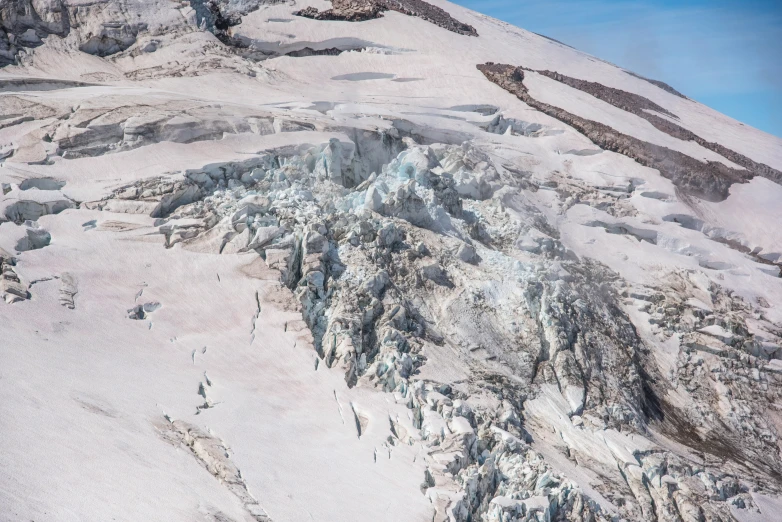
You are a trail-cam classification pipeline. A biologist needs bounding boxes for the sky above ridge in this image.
[452,0,782,138]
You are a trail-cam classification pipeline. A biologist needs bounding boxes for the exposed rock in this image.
[536,69,679,119]
[625,70,688,99]
[478,63,753,202]
[296,0,478,36]
[534,68,782,189]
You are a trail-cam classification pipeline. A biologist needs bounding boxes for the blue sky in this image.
[452,0,782,138]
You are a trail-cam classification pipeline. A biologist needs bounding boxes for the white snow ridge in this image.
[2,1,782,521]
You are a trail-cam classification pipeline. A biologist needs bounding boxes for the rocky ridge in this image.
[295,0,478,36]
[477,63,757,202]
[532,68,782,190]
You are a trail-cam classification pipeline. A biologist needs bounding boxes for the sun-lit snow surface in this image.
[1,1,782,521]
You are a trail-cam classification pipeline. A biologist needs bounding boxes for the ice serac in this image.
[0,0,70,65]
[2,0,782,521]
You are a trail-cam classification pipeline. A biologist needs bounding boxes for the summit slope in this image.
[1,1,782,521]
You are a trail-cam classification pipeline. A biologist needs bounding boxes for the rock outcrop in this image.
[296,0,478,36]
[533,68,782,189]
[478,63,753,202]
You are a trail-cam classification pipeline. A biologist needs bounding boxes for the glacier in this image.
[1,1,782,521]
